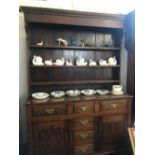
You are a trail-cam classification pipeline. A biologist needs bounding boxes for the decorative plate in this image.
[50,91,65,98]
[81,89,96,96]
[66,90,81,97]
[32,92,49,99]
[96,89,109,95]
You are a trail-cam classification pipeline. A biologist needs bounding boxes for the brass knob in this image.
[80,147,88,153]
[80,133,88,139]
[80,120,88,125]
[45,108,55,114]
[80,105,88,111]
[111,104,117,108]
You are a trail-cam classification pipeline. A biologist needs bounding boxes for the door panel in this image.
[33,121,68,155]
[99,114,127,151]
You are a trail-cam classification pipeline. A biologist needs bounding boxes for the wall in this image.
[19,12,28,145]
[19,0,134,14]
[19,0,134,146]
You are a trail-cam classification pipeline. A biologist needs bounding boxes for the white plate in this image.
[96,89,109,95]
[32,92,49,99]
[81,89,96,96]
[111,91,124,95]
[50,91,65,98]
[66,90,80,97]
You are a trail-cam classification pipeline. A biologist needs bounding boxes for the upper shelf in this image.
[29,45,120,50]
[30,80,119,86]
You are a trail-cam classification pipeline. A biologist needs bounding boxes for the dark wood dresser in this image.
[26,95,132,155]
[20,7,133,155]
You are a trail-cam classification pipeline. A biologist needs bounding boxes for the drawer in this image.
[74,118,94,129]
[74,130,94,145]
[101,99,127,112]
[32,104,66,117]
[74,102,94,113]
[75,144,94,155]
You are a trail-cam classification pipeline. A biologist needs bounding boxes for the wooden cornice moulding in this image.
[20,6,125,28]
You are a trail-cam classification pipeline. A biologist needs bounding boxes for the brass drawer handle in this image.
[80,147,88,153]
[45,108,55,114]
[80,120,88,125]
[111,104,117,108]
[80,133,88,139]
[80,105,88,111]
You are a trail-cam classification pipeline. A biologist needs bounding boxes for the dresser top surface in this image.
[27,94,132,105]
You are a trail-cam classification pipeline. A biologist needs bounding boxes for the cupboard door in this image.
[32,121,68,155]
[99,114,127,151]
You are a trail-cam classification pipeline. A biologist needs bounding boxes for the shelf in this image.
[30,80,119,85]
[29,45,120,51]
[30,65,120,68]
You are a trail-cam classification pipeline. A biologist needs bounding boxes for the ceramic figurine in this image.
[70,37,76,46]
[36,40,44,46]
[54,58,65,66]
[76,56,87,66]
[44,59,52,65]
[66,60,73,66]
[104,34,114,47]
[99,59,107,65]
[32,55,44,65]
[89,59,97,66]
[108,57,117,65]
[56,38,68,46]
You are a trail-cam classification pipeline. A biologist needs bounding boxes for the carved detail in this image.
[101,115,126,146]
[33,122,66,155]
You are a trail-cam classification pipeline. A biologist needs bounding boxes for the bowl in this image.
[96,89,109,95]
[32,92,49,99]
[66,90,80,97]
[81,89,96,96]
[50,91,65,98]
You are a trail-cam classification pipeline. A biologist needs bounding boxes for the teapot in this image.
[108,57,117,65]
[32,55,44,65]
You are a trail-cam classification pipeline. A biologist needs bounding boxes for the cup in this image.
[112,85,122,92]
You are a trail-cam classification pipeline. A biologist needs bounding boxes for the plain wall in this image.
[19,12,28,144]
[19,0,133,145]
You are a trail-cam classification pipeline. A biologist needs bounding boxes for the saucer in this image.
[111,90,124,95]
